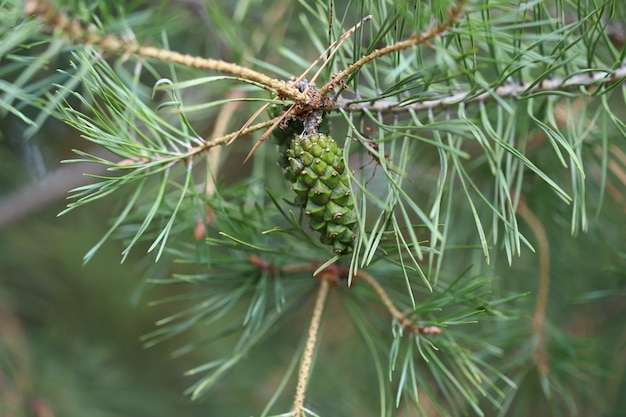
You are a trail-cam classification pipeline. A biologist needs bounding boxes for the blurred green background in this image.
[1,0,626,416]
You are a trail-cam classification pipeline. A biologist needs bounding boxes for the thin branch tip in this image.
[292,278,330,414]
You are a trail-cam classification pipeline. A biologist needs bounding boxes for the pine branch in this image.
[292,277,329,416]
[333,63,626,114]
[358,270,442,336]
[23,0,307,102]
[4,0,625,415]
[318,0,467,97]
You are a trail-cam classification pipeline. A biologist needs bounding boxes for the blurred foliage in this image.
[1,0,625,416]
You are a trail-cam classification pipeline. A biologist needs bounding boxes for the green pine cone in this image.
[285,133,356,255]
[267,98,330,174]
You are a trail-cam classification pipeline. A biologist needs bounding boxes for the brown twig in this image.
[23,0,306,102]
[247,257,352,286]
[195,118,278,152]
[517,197,551,375]
[247,258,353,414]
[318,0,466,97]
[292,278,330,416]
[357,270,441,336]
[332,64,626,114]
[115,117,278,168]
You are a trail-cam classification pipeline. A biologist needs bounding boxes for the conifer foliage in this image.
[1,0,625,416]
